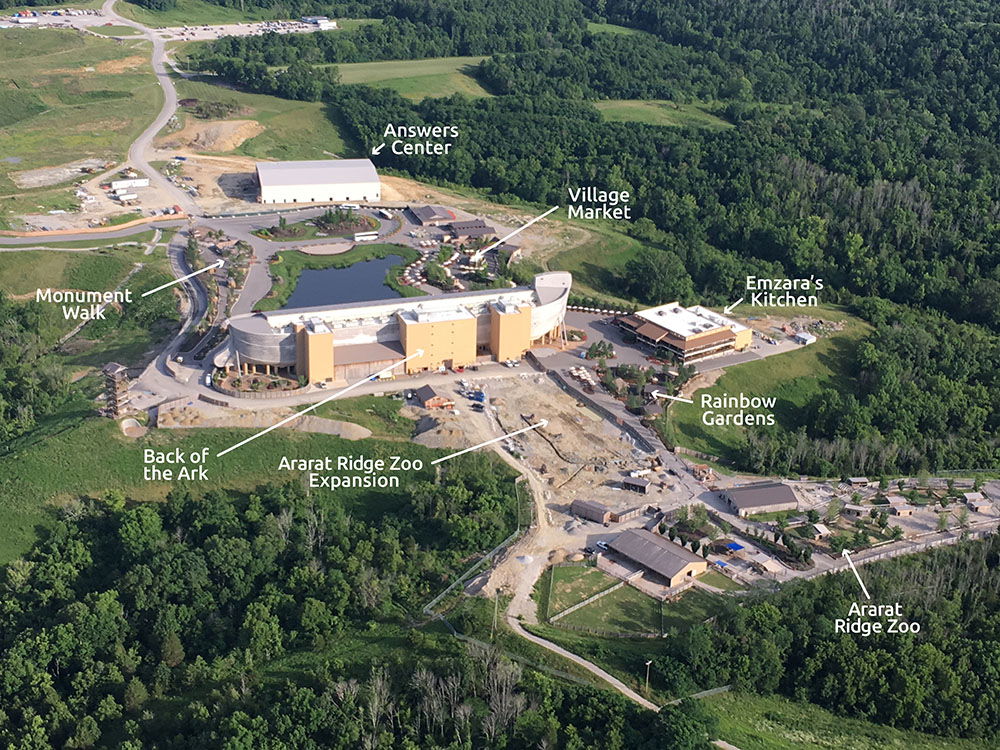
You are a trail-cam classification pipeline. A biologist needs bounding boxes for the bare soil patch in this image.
[158,118,265,153]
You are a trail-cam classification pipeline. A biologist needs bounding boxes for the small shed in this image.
[843,503,867,517]
[793,331,817,345]
[414,385,453,409]
[622,477,650,494]
[965,492,992,513]
[812,523,831,538]
[848,477,871,487]
[887,496,915,517]
[571,498,611,524]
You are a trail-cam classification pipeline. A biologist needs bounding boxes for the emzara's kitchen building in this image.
[223,272,572,384]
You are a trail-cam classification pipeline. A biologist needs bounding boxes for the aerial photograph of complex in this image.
[1,0,999,747]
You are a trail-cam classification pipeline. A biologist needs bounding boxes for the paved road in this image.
[101,0,199,216]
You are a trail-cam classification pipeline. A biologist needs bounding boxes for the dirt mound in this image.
[162,119,265,153]
[413,414,466,450]
[191,120,265,152]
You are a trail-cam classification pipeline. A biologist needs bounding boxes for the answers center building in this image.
[224,272,572,383]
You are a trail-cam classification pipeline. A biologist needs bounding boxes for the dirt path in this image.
[505,615,659,711]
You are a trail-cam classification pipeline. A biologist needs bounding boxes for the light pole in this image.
[644,659,653,695]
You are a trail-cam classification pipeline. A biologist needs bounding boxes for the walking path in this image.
[505,616,660,712]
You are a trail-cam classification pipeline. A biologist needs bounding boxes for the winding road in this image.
[100,0,200,217]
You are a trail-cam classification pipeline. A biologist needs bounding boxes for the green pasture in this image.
[594,100,734,130]
[334,56,491,100]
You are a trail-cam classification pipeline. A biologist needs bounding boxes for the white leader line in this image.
[842,549,871,600]
[651,390,694,404]
[431,420,548,465]
[478,206,559,255]
[216,350,424,457]
[141,260,224,297]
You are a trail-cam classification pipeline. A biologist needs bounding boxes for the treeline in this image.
[657,537,1000,739]
[198,0,584,65]
[478,33,739,101]
[0,466,718,748]
[0,294,68,443]
[740,298,1000,476]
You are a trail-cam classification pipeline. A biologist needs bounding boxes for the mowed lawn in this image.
[171,78,357,159]
[594,100,733,130]
[0,30,160,188]
[560,582,661,634]
[706,691,983,750]
[670,305,871,462]
[545,221,644,305]
[546,565,616,616]
[334,56,491,100]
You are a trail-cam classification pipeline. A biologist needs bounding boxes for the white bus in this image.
[353,231,378,242]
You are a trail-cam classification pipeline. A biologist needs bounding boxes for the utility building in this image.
[256,159,380,204]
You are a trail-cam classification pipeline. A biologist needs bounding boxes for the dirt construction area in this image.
[430,373,692,623]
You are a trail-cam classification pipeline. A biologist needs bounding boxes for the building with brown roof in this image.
[616,302,751,363]
[571,498,612,524]
[414,385,453,409]
[608,528,707,587]
[720,481,798,517]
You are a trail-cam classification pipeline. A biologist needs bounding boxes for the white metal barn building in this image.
[256,159,381,204]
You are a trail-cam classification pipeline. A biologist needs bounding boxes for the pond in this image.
[282,255,405,309]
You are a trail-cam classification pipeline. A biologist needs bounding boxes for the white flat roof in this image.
[636,302,746,338]
[256,159,379,188]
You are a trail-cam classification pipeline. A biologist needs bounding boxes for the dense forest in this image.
[741,298,1000,475]
[0,280,176,447]
[655,537,1000,739]
[0,466,717,748]
[0,295,68,443]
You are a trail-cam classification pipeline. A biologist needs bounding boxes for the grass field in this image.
[699,571,745,592]
[546,565,614,616]
[0,249,134,295]
[560,583,661,633]
[116,0,274,27]
[334,56,491,100]
[0,30,159,177]
[313,395,416,440]
[594,100,734,130]
[544,221,644,304]
[586,21,643,35]
[670,304,871,462]
[0,415,444,564]
[706,692,982,750]
[172,78,358,159]
[0,29,160,225]
[255,243,420,311]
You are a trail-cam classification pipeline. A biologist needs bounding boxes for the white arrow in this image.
[371,142,386,155]
[216,350,424,457]
[723,297,743,315]
[842,549,871,600]
[475,206,560,256]
[431,420,548,465]
[141,259,223,297]
[651,390,693,404]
